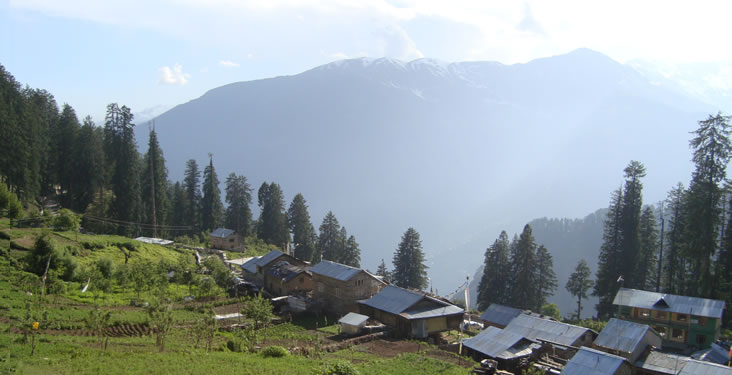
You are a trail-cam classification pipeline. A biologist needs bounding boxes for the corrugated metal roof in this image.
[310,260,362,281]
[679,360,732,375]
[462,326,533,359]
[360,285,425,315]
[594,318,655,354]
[692,343,731,365]
[339,312,369,327]
[241,256,261,274]
[613,288,725,318]
[504,314,592,347]
[479,304,523,327]
[210,228,235,238]
[256,250,286,268]
[562,347,627,375]
[402,304,464,320]
[636,351,691,374]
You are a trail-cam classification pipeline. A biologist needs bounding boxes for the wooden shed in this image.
[338,312,370,335]
[311,260,386,316]
[358,285,464,339]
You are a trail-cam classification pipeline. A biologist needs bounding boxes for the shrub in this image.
[226,339,241,352]
[52,209,81,231]
[314,361,360,375]
[0,231,10,240]
[261,345,289,358]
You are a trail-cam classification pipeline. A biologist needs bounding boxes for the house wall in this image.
[616,305,719,351]
[265,272,312,297]
[313,271,385,316]
[210,234,243,251]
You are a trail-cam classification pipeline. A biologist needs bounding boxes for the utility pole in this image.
[656,202,664,292]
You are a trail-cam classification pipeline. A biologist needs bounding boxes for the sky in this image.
[2,0,732,123]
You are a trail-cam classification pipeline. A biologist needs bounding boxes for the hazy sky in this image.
[2,0,731,122]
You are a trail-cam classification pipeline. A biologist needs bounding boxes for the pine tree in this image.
[637,205,659,290]
[683,113,732,297]
[104,103,141,236]
[566,259,593,320]
[342,234,361,267]
[476,231,511,310]
[392,227,428,290]
[619,160,646,289]
[183,159,201,235]
[256,182,289,248]
[168,182,187,229]
[287,193,316,262]
[318,211,341,263]
[594,187,624,319]
[53,104,80,208]
[376,259,392,283]
[224,173,253,237]
[535,245,558,312]
[509,224,538,310]
[200,155,223,232]
[663,183,687,294]
[141,128,169,237]
[71,116,104,212]
[719,185,732,307]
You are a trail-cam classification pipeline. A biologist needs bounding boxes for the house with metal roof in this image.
[594,318,662,363]
[613,288,725,352]
[264,260,312,297]
[210,227,244,251]
[358,284,464,338]
[311,260,386,316]
[562,347,632,375]
[462,326,541,371]
[478,303,524,329]
[503,314,596,356]
[239,250,307,289]
[692,342,732,366]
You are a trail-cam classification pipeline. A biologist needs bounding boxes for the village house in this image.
[562,347,632,375]
[358,285,464,339]
[502,314,596,358]
[240,250,307,288]
[264,260,312,296]
[613,288,725,352]
[338,312,370,335]
[634,351,692,375]
[461,326,541,372]
[593,318,663,363]
[209,228,244,251]
[311,260,386,316]
[478,303,524,329]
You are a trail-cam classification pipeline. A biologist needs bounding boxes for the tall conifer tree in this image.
[509,224,538,310]
[477,231,511,310]
[318,211,341,263]
[619,160,646,289]
[224,173,253,236]
[594,187,624,319]
[141,128,169,237]
[183,159,201,235]
[392,227,428,290]
[256,182,289,248]
[104,103,141,236]
[200,154,223,232]
[287,193,316,262]
[535,244,558,312]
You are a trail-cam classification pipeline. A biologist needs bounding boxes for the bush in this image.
[314,361,360,375]
[226,339,242,352]
[81,241,105,250]
[261,345,289,358]
[0,231,10,240]
[52,209,81,231]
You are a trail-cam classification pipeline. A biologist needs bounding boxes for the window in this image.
[654,326,666,337]
[696,335,706,345]
[672,328,684,340]
[676,313,687,322]
[355,279,364,287]
[654,311,667,319]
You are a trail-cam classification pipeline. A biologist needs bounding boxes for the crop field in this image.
[0,226,476,375]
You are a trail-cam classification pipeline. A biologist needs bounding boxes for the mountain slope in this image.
[150,48,710,299]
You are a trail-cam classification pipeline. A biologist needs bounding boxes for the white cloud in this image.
[219,60,240,67]
[158,64,190,85]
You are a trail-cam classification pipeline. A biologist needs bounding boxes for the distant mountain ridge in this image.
[148,48,709,299]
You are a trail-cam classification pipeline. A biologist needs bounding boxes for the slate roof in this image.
[594,318,659,354]
[462,326,537,360]
[338,312,369,327]
[636,351,691,374]
[311,260,362,281]
[479,304,523,327]
[613,288,725,318]
[210,228,235,238]
[562,347,627,375]
[359,285,464,319]
[266,261,309,283]
[504,314,593,347]
[679,360,732,375]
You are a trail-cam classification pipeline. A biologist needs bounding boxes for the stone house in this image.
[264,260,312,296]
[310,260,386,316]
[209,228,244,251]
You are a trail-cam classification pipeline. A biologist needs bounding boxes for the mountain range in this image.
[146,48,715,317]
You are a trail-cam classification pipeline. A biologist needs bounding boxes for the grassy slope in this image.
[0,226,473,375]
